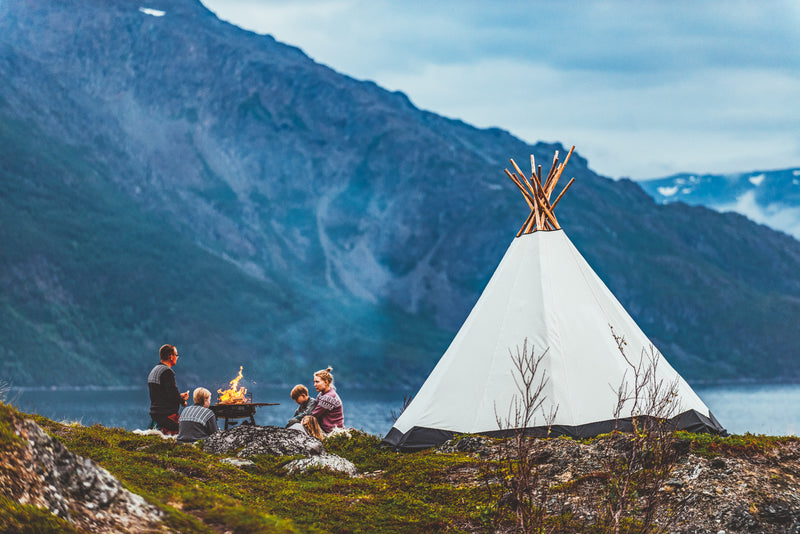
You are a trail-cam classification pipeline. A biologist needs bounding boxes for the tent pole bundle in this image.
[504,145,576,236]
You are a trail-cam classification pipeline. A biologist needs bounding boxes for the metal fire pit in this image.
[211,402,279,430]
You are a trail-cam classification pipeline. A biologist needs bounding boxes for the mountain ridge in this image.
[1,0,800,389]
[639,167,800,240]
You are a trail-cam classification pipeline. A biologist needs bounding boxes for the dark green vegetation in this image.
[0,495,84,534]
[2,0,800,389]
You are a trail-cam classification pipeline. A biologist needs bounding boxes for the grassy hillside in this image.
[3,402,800,533]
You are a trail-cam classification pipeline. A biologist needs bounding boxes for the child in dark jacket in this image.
[176,387,218,443]
[285,384,317,428]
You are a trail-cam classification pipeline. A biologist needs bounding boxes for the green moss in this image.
[0,403,24,452]
[0,495,86,534]
[680,431,797,458]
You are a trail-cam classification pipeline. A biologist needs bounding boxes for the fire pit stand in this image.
[210,402,279,430]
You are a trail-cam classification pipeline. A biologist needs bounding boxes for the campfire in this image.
[217,366,249,404]
[212,367,279,429]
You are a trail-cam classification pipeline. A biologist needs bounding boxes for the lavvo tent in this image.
[382,147,725,451]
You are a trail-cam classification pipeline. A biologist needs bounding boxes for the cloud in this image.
[715,191,800,239]
[200,0,800,179]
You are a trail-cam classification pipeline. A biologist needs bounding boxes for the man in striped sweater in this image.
[148,344,189,435]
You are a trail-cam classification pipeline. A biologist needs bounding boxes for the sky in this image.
[199,0,800,181]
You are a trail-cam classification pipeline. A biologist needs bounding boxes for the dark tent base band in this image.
[381,409,727,452]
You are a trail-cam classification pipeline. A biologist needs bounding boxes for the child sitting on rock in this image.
[285,384,317,429]
[176,387,218,443]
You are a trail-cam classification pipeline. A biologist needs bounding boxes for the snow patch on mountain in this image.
[657,185,679,197]
[139,7,165,17]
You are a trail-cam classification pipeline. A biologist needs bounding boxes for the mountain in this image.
[1,0,800,389]
[639,168,800,239]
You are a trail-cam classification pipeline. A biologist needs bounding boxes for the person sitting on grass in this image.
[285,384,317,429]
[176,387,218,443]
[148,344,189,435]
[302,366,344,440]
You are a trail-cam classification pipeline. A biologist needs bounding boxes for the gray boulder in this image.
[201,425,324,458]
[219,457,257,468]
[3,417,163,533]
[284,453,358,477]
[438,435,494,455]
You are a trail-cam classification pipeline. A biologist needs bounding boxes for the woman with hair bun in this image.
[302,366,344,439]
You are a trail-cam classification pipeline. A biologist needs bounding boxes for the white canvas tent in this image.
[382,148,724,451]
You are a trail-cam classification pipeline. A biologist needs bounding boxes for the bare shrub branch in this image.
[600,326,684,534]
[489,338,560,534]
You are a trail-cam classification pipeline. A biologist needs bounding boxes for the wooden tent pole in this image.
[538,201,561,230]
[510,160,544,230]
[517,211,535,237]
[543,151,559,195]
[551,177,575,210]
[547,145,575,196]
[505,169,537,210]
[510,159,539,198]
[506,147,575,235]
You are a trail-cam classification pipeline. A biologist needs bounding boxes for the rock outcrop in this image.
[202,425,325,457]
[201,425,358,476]
[437,434,800,533]
[284,453,358,477]
[0,414,164,533]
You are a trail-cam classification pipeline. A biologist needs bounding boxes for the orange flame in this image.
[217,366,248,404]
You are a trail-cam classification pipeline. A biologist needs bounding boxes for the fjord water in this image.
[7,387,404,437]
[692,383,800,436]
[7,383,800,437]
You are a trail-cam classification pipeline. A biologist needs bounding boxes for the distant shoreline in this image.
[9,378,800,392]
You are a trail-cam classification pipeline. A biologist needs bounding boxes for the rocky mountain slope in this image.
[1,0,800,388]
[640,168,800,239]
